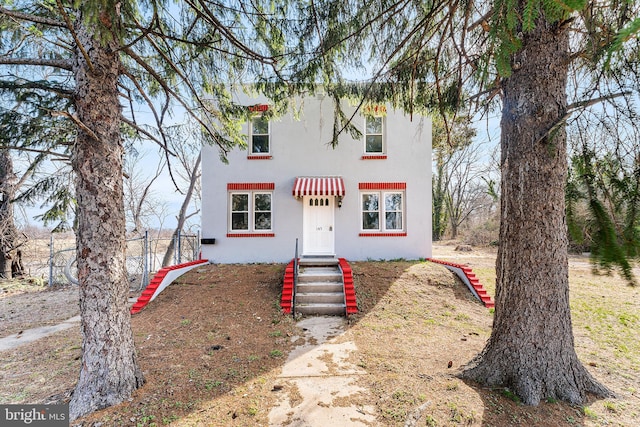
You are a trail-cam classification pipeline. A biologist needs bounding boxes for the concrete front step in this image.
[294,262,346,316]
[296,282,344,293]
[295,303,346,316]
[296,292,345,304]
[298,269,343,283]
[298,257,339,267]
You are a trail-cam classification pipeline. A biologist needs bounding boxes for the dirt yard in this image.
[0,243,639,426]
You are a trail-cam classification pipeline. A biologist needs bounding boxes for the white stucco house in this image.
[200,92,432,263]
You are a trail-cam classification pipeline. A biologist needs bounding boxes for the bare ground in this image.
[0,243,639,426]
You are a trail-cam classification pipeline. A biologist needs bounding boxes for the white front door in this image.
[302,196,335,255]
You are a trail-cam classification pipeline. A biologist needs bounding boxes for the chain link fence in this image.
[47,231,200,290]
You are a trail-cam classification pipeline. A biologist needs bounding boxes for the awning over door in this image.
[292,176,345,197]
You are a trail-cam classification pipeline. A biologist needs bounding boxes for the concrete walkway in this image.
[268,316,376,426]
[0,316,80,352]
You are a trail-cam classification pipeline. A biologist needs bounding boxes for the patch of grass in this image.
[448,402,462,423]
[571,289,640,370]
[583,406,598,419]
[180,319,191,326]
[269,330,282,337]
[382,408,407,422]
[5,391,28,402]
[269,349,283,358]
[501,388,521,403]
[445,381,459,391]
[454,313,470,321]
[392,390,409,401]
[204,380,223,390]
[603,400,619,413]
[136,411,156,427]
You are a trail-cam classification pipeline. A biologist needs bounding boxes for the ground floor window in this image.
[229,191,273,233]
[361,191,404,232]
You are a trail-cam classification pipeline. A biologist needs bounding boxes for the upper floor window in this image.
[365,116,384,154]
[250,116,270,154]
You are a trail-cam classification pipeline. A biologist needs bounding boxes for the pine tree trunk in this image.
[69,19,144,420]
[461,15,611,404]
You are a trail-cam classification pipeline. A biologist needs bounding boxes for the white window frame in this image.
[360,190,404,232]
[364,115,384,154]
[229,191,273,233]
[250,116,270,154]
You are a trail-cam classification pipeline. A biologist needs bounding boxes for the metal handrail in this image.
[292,238,299,317]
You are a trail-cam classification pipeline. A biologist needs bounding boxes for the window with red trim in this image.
[229,190,273,233]
[364,116,384,154]
[250,116,270,155]
[360,190,404,233]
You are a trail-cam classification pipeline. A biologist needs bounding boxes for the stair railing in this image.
[292,238,299,317]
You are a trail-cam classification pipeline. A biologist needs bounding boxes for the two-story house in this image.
[200,92,432,263]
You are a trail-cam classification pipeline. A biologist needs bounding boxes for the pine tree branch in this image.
[50,111,100,142]
[468,9,493,32]
[536,92,631,144]
[117,59,183,191]
[120,116,176,157]
[2,146,70,159]
[122,46,229,152]
[0,6,65,27]
[184,0,275,64]
[0,79,73,96]
[0,57,73,71]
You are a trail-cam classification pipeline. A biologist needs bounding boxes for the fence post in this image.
[197,230,201,260]
[177,229,182,264]
[143,230,149,288]
[172,233,177,265]
[48,234,54,287]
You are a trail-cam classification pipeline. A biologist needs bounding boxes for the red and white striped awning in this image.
[292,176,345,197]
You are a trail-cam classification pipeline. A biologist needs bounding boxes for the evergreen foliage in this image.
[567,144,640,284]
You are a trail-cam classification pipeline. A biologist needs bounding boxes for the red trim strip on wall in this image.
[358,182,406,190]
[227,183,275,191]
[227,233,275,238]
[361,155,388,160]
[359,232,407,237]
[247,155,272,160]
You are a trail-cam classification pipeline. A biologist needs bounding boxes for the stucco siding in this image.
[201,94,432,263]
